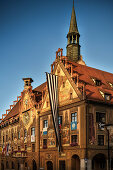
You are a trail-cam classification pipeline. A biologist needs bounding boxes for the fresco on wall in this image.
[62,127,70,144]
[48,129,55,147]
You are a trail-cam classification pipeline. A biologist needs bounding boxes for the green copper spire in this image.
[69,0,79,34]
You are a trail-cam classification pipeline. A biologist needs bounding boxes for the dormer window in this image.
[92,78,101,86]
[104,93,111,101]
[96,80,101,86]
[109,82,113,88]
[100,91,111,101]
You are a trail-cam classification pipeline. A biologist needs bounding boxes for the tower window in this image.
[70,36,72,44]
[73,35,76,43]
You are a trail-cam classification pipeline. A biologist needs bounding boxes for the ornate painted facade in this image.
[0,2,113,170]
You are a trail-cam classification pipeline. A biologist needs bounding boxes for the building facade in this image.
[0,2,113,170]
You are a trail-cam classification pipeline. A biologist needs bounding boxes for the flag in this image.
[46,72,61,151]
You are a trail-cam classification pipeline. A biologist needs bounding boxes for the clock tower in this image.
[66,1,80,62]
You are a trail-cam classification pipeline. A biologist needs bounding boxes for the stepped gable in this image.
[0,100,20,124]
[0,82,47,124]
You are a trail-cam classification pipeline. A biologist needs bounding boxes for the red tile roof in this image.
[33,82,47,92]
[67,61,113,103]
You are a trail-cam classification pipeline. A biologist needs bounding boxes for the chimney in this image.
[22,78,33,90]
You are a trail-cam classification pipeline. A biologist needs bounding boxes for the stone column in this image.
[87,159,92,170]
[80,159,85,170]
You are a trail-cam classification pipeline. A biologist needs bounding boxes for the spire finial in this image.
[68,0,78,33]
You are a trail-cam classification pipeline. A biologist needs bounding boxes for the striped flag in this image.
[46,72,61,151]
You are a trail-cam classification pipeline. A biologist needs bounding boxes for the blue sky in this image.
[0,0,113,117]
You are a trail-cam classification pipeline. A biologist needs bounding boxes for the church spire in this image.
[69,0,78,34]
[66,0,80,62]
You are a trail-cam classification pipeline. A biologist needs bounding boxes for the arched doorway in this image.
[47,161,53,170]
[1,162,4,170]
[92,153,106,170]
[71,154,80,170]
[32,160,37,170]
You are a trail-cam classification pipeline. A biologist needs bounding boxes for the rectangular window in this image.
[98,135,104,146]
[18,146,20,151]
[18,131,20,139]
[71,112,77,122]
[6,135,8,142]
[24,129,27,138]
[58,116,62,125]
[43,120,48,128]
[71,135,77,144]
[31,127,35,136]
[3,136,4,143]
[43,139,47,149]
[12,133,14,141]
[96,112,105,123]
[70,93,73,99]
[32,144,35,152]
[25,145,27,151]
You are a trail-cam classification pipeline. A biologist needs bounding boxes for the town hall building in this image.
[0,1,113,170]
